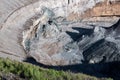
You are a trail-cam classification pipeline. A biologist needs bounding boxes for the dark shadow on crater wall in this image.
[104,19,120,30]
[24,57,120,80]
[104,19,120,36]
[66,27,94,41]
[82,39,106,63]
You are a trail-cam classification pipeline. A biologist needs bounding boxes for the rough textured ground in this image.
[0,0,120,65]
[0,0,120,79]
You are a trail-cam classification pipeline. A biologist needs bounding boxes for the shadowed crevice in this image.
[66,27,94,41]
[24,57,120,80]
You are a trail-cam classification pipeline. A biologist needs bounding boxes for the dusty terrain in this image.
[0,0,120,66]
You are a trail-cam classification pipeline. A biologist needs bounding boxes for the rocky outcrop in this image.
[22,7,83,65]
[22,16,120,65]
[81,19,120,64]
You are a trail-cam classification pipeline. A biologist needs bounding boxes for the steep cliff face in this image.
[0,0,120,65]
[67,0,120,20]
